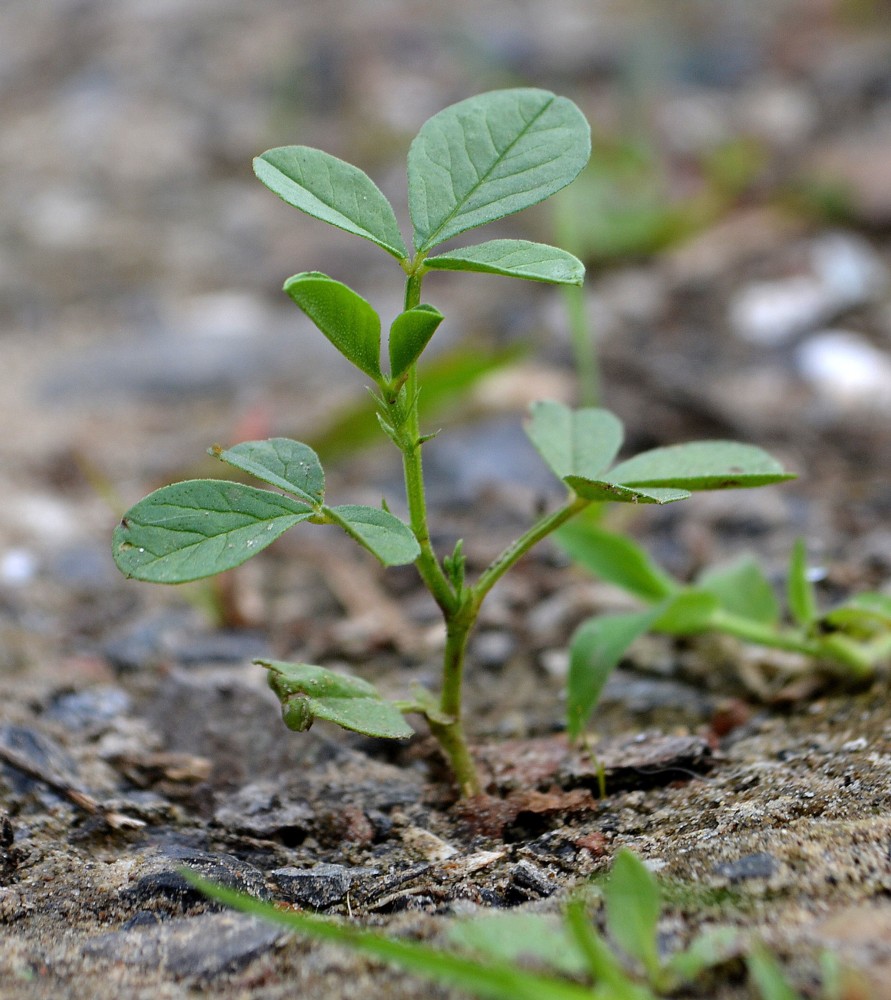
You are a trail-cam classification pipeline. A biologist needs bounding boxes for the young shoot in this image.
[113,89,792,797]
[558,523,891,737]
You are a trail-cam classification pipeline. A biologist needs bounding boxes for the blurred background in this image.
[2,0,890,598]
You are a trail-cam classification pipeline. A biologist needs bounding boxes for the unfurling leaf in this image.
[652,591,719,634]
[260,660,414,740]
[212,438,325,506]
[554,426,792,506]
[564,477,691,505]
[254,146,408,260]
[408,88,591,252]
[389,304,444,380]
[426,239,584,285]
[284,272,382,379]
[824,592,891,632]
[113,480,313,584]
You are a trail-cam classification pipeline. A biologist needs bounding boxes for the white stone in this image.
[0,548,38,586]
[730,276,833,345]
[796,330,891,411]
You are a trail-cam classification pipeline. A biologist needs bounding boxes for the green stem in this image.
[391,272,599,796]
[706,609,879,679]
[471,495,591,614]
[397,268,457,615]
[427,604,482,797]
[706,608,816,654]
[393,264,481,795]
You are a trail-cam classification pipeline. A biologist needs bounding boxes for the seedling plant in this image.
[113,89,792,797]
[559,523,891,735]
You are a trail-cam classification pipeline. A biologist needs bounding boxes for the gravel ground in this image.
[2,2,891,997]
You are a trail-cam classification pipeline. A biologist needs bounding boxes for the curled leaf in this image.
[284,272,382,380]
[260,660,414,740]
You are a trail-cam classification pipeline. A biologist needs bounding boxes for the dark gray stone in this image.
[0,724,79,799]
[510,859,557,898]
[123,846,269,913]
[142,671,318,786]
[102,609,268,673]
[714,852,778,882]
[423,417,559,504]
[44,687,131,731]
[213,781,315,840]
[82,912,282,979]
[270,863,358,909]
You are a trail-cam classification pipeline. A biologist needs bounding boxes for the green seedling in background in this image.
[189,849,848,1000]
[113,89,792,796]
[559,522,891,737]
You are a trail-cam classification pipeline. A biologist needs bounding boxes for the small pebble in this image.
[841,737,868,752]
[122,846,268,915]
[714,852,777,882]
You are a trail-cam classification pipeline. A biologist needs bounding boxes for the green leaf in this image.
[567,606,665,739]
[555,521,677,602]
[253,146,408,260]
[697,556,779,626]
[608,441,794,491]
[388,304,444,379]
[328,504,420,566]
[212,438,325,506]
[113,480,313,584]
[787,538,817,627]
[425,239,584,285]
[526,401,623,481]
[747,948,802,1000]
[824,592,891,631]
[563,902,654,998]
[260,660,414,740]
[603,850,661,978]
[564,476,691,505]
[408,88,591,252]
[652,591,719,635]
[185,875,598,1000]
[284,272,382,380]
[448,913,588,978]
[666,927,738,981]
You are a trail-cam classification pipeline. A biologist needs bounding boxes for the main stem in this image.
[396,265,595,797]
[397,268,480,797]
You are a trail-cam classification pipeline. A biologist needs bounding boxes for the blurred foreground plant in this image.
[188,849,856,1000]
